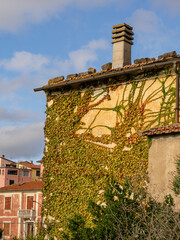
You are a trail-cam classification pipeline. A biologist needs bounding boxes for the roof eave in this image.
[34,58,180,92]
[139,123,180,137]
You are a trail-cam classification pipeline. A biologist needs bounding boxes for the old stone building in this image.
[34,23,180,237]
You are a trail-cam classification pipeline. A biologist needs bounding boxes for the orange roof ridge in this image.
[19,162,41,169]
[0,181,42,191]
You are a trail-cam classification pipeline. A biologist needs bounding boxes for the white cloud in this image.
[0,123,44,159]
[129,9,163,34]
[0,0,118,32]
[127,9,177,58]
[151,0,180,15]
[0,52,53,97]
[0,51,49,73]
[0,38,109,93]
[0,106,43,124]
[74,0,117,9]
[0,107,29,122]
[0,76,24,94]
[56,39,110,73]
[0,0,69,32]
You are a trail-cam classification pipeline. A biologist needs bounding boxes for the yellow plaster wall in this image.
[77,75,176,137]
[32,169,39,180]
[18,163,40,180]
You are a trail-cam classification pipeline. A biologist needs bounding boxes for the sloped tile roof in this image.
[19,161,41,169]
[0,181,42,192]
[34,55,180,92]
[139,124,180,137]
[1,157,16,164]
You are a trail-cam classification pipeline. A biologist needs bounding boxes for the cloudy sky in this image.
[0,0,179,162]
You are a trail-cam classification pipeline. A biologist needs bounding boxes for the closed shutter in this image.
[27,196,33,209]
[4,223,10,236]
[5,197,11,210]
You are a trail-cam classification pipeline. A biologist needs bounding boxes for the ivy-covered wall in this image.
[42,67,176,238]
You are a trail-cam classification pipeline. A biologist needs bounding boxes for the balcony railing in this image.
[18,209,36,218]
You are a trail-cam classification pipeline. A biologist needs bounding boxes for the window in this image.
[4,223,10,236]
[9,180,14,185]
[5,197,11,210]
[2,170,4,175]
[27,196,34,209]
[0,169,1,175]
[7,170,17,175]
[36,170,40,177]
[24,171,29,177]
[20,171,29,177]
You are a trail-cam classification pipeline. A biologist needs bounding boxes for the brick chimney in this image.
[112,23,134,69]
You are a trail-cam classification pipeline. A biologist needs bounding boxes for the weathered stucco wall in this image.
[149,133,180,210]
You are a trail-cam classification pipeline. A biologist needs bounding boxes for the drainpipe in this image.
[173,62,179,123]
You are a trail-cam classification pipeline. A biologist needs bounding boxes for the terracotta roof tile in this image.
[46,55,180,86]
[34,55,180,92]
[0,157,16,164]
[139,124,180,137]
[19,161,41,169]
[0,181,42,192]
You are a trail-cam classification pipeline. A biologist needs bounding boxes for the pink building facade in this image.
[0,156,41,188]
[0,168,32,189]
[0,181,42,240]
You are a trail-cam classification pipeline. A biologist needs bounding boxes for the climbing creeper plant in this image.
[42,69,176,238]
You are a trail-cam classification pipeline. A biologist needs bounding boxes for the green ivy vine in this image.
[42,68,176,239]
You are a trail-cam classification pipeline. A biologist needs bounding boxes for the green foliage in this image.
[12,225,52,240]
[63,215,94,240]
[63,179,180,240]
[42,69,176,238]
[13,237,46,240]
[173,155,180,194]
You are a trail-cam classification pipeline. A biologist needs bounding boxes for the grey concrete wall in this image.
[149,133,180,210]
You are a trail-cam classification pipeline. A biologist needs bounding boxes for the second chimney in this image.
[112,23,134,69]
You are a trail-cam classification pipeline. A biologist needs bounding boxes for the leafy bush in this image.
[63,179,180,240]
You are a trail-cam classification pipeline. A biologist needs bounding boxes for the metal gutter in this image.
[34,58,180,92]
